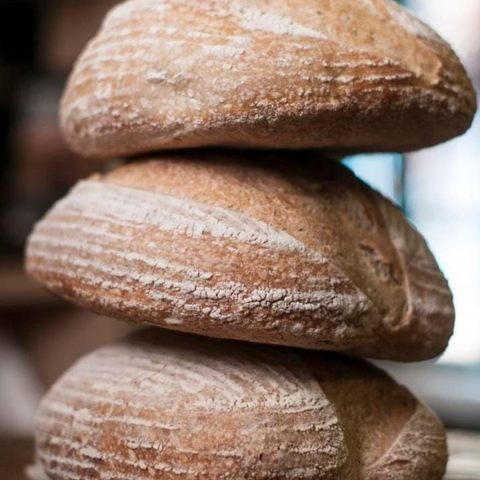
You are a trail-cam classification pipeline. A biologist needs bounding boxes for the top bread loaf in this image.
[61,0,476,159]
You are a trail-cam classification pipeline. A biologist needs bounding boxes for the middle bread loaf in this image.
[26,151,454,361]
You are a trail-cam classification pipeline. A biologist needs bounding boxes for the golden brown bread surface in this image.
[34,329,448,480]
[25,151,454,361]
[60,0,476,159]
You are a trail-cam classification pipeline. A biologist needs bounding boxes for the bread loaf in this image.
[34,329,448,480]
[60,0,476,159]
[25,151,454,361]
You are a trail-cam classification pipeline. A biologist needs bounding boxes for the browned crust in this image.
[34,330,447,480]
[25,151,454,361]
[60,0,476,159]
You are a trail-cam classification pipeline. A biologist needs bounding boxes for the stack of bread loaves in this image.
[25,1,477,479]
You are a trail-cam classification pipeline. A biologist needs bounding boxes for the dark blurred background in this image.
[0,1,478,479]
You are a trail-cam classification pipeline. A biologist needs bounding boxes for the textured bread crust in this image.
[60,0,476,159]
[25,151,454,361]
[34,329,448,480]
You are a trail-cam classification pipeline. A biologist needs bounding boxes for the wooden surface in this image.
[1,431,479,479]
[0,438,34,480]
[0,262,63,311]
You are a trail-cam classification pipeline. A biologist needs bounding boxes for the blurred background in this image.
[0,0,478,479]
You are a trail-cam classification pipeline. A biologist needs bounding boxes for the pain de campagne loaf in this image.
[60,0,476,159]
[34,329,447,480]
[26,151,454,361]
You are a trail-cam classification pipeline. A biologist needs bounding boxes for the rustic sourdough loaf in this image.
[26,151,454,361]
[34,329,448,480]
[60,0,476,159]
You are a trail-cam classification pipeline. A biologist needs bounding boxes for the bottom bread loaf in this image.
[32,329,447,480]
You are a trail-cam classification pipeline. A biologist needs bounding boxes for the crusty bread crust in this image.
[25,152,454,361]
[34,330,448,480]
[60,0,476,159]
